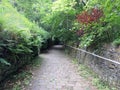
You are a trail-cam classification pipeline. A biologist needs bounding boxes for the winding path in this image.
[26,45,97,90]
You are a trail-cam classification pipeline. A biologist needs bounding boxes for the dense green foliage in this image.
[79,0,120,48]
[42,0,78,43]
[0,0,49,81]
[42,0,120,48]
[10,0,52,27]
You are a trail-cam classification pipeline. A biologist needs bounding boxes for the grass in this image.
[3,56,42,90]
[72,59,117,90]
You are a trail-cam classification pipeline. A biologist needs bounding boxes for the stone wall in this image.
[97,44,120,63]
[66,45,120,89]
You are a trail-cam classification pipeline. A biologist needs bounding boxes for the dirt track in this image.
[26,45,97,90]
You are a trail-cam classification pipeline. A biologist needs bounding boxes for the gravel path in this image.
[26,45,97,90]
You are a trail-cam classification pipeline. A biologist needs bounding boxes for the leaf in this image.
[0,58,11,66]
[0,43,7,47]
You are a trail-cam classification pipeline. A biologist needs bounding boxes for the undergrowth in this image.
[2,56,42,90]
[72,59,117,90]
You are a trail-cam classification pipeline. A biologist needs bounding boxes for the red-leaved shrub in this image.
[77,8,103,25]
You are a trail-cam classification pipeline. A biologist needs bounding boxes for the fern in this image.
[0,58,11,66]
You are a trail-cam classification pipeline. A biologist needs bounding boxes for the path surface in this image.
[26,45,97,90]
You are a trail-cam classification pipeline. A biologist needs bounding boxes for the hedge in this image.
[0,1,49,81]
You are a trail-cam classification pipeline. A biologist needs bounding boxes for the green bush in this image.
[113,38,120,47]
[77,0,120,48]
[0,1,49,81]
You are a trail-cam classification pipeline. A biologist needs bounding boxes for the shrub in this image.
[0,1,49,81]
